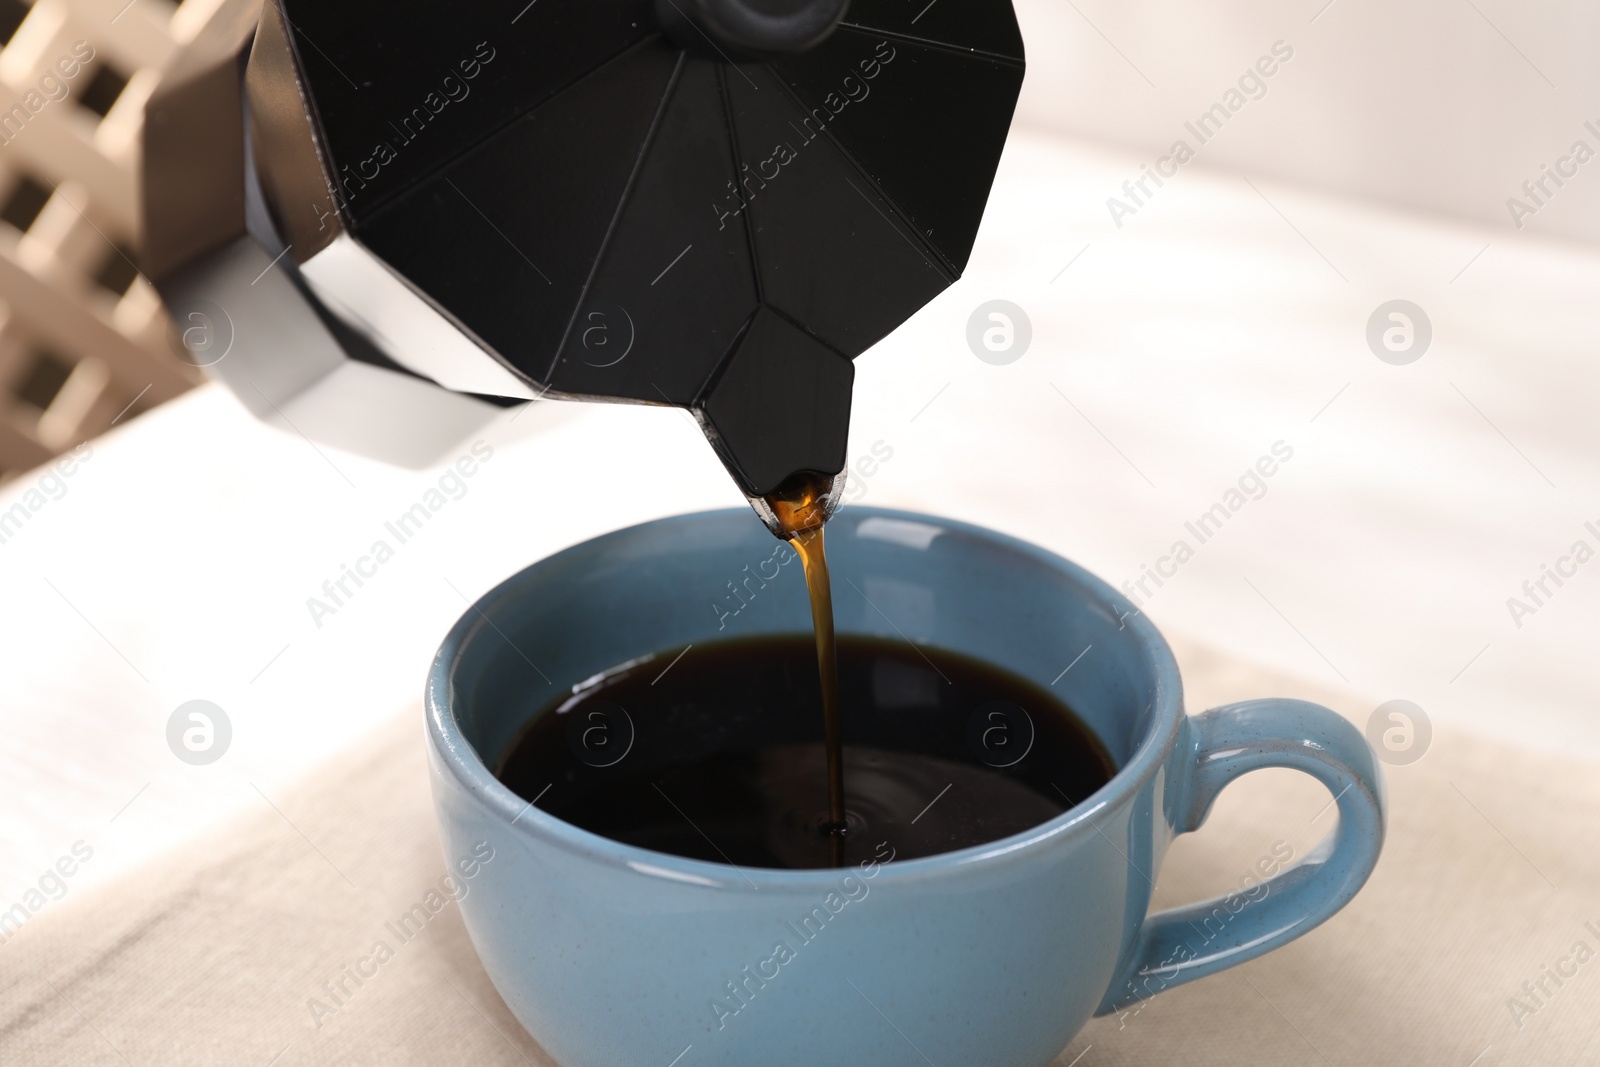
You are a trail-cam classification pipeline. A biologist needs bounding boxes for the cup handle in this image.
[1096,698,1386,1015]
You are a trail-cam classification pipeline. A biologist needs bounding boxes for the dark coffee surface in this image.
[495,635,1114,869]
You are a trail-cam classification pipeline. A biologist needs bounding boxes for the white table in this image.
[4,129,1597,904]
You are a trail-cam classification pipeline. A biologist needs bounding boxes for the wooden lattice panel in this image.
[0,0,258,481]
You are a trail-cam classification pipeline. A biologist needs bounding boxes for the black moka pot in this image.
[141,0,1024,531]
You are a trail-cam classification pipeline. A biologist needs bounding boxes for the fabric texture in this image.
[2,636,1595,1066]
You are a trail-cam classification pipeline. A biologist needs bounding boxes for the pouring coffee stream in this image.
[763,471,847,849]
[143,0,1025,863]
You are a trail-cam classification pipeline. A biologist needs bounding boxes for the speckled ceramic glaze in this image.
[427,507,1386,1067]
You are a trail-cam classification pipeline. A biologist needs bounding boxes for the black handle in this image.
[657,0,850,58]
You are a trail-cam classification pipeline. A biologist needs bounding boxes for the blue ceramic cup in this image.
[427,507,1385,1067]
